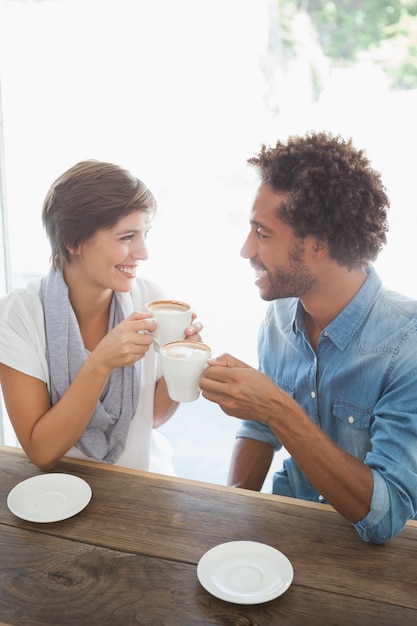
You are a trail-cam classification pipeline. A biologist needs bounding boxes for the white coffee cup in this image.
[146,299,192,352]
[160,340,212,402]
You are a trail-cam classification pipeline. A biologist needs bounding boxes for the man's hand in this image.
[200,353,280,422]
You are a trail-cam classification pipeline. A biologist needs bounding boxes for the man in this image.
[200,131,417,544]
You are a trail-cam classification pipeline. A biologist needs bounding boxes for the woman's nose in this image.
[132,236,149,260]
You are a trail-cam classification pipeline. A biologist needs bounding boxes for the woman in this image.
[0,160,202,473]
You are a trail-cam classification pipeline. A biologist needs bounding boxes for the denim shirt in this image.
[236,266,417,543]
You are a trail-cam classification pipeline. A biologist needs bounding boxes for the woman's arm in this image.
[0,313,156,470]
[153,376,179,428]
[0,360,109,469]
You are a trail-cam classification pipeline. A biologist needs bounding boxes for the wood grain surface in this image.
[1,446,416,625]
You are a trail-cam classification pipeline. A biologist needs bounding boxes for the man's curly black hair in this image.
[247,131,389,269]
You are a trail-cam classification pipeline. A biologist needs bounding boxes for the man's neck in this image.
[301,266,368,350]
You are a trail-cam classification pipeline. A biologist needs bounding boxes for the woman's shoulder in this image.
[0,278,48,379]
[0,278,43,316]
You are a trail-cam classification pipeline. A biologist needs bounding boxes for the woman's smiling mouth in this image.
[116,265,137,277]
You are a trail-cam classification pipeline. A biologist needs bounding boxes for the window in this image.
[1,0,416,479]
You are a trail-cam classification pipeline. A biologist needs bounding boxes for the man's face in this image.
[241,184,317,301]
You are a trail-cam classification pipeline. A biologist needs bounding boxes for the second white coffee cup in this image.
[160,340,212,402]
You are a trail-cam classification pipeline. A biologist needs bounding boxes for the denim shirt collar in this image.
[293,265,382,351]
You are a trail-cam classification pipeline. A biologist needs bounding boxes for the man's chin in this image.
[258,287,275,302]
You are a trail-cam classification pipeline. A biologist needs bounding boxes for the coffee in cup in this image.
[146,299,192,351]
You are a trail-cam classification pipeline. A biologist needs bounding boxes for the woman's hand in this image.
[184,312,203,342]
[90,312,156,374]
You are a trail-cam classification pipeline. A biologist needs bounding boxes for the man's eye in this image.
[255,226,266,239]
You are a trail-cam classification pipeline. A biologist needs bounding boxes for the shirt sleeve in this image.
[236,419,283,451]
[353,471,391,543]
[0,283,49,384]
[353,340,417,543]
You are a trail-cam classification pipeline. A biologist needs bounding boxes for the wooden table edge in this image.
[2,444,417,528]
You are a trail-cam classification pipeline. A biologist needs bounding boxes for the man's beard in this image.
[257,240,317,301]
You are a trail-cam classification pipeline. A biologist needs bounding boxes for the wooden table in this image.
[0,445,416,625]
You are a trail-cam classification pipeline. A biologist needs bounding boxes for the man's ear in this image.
[312,238,329,258]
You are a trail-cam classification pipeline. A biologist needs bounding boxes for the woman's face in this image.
[67,210,152,292]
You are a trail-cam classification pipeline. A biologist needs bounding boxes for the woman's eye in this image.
[121,233,134,242]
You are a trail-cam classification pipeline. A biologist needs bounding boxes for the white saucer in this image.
[197,540,293,604]
[7,473,92,523]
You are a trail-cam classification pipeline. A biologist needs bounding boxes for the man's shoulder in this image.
[362,286,417,350]
[377,286,417,320]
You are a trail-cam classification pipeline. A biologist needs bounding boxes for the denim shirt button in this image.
[348,415,355,424]
[311,391,316,399]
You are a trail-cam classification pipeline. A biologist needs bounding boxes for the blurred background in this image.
[1,0,416,488]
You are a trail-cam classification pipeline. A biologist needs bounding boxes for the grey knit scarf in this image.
[40,269,140,463]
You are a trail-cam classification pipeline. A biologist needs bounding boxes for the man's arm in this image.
[227,437,274,491]
[201,354,374,523]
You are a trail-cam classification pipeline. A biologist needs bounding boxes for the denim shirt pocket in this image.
[332,401,373,458]
[276,380,296,399]
[333,400,373,429]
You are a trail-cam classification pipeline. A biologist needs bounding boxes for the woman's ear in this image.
[65,243,79,257]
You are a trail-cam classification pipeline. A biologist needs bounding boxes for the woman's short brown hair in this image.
[42,160,157,270]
